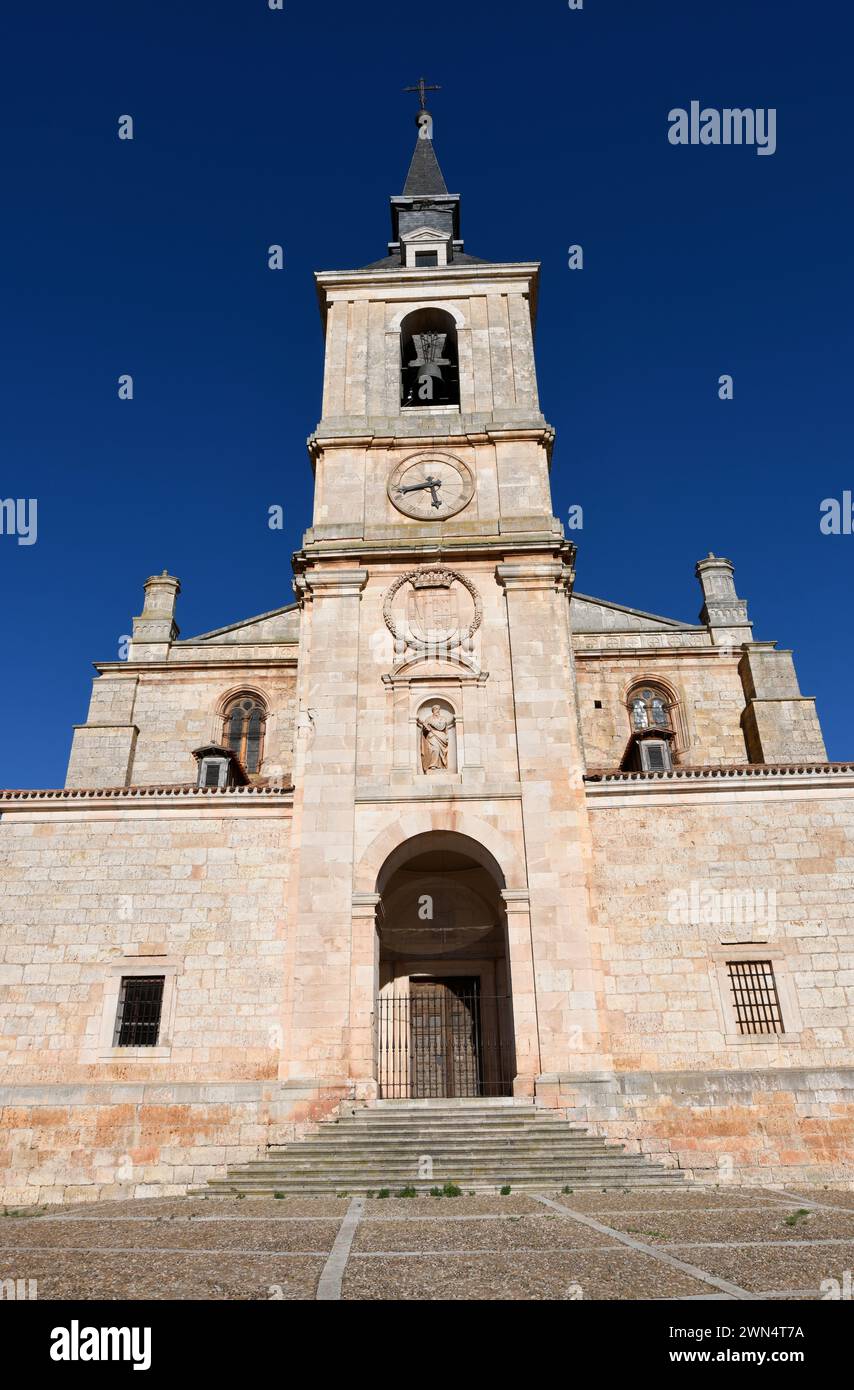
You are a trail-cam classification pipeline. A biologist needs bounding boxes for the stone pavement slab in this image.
[0,1217,340,1253]
[667,1242,854,1295]
[554,1189,789,1214]
[342,1249,713,1300]
[0,1249,325,1300]
[354,1215,623,1253]
[592,1209,854,1246]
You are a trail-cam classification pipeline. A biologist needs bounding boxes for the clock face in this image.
[388,455,474,521]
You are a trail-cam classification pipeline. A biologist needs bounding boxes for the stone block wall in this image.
[66,665,297,789]
[0,792,293,1204]
[574,651,750,769]
[537,1068,854,1185]
[0,1080,341,1208]
[742,698,827,764]
[66,725,138,790]
[586,780,854,1075]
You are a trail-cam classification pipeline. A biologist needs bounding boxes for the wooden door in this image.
[410,978,481,1098]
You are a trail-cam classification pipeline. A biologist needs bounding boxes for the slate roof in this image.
[356,250,491,272]
[403,136,449,196]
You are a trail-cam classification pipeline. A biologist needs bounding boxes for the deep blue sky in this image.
[2,0,852,787]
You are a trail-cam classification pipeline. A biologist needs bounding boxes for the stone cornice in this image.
[586,762,854,782]
[496,558,575,592]
[355,782,522,804]
[0,783,294,812]
[294,535,569,566]
[293,568,369,605]
[315,262,540,297]
[93,658,298,676]
[584,762,854,802]
[308,424,554,453]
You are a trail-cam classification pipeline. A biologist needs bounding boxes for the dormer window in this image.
[192,744,250,789]
[400,227,451,269]
[202,758,226,788]
[622,684,677,772]
[633,736,673,773]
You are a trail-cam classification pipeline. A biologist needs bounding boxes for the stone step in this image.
[349,1103,537,1112]
[271,1129,607,1144]
[223,1156,673,1178]
[196,1174,681,1195]
[310,1117,589,1128]
[332,1117,581,1128]
[263,1144,624,1160]
[346,1106,553,1117]
[198,1099,684,1196]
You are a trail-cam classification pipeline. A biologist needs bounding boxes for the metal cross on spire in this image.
[403,76,442,112]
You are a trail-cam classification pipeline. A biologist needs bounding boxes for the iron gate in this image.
[376,981,513,1098]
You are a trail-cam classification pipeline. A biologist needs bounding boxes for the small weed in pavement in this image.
[784,1209,811,1227]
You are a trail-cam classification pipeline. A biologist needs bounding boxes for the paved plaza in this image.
[3,1185,853,1301]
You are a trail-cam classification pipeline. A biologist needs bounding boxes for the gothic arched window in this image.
[629,686,673,732]
[624,684,676,773]
[222,695,266,774]
[400,308,459,408]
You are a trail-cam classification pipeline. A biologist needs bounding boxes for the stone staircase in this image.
[198,1099,684,1195]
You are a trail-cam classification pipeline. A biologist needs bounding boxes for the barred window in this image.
[222,695,266,774]
[113,976,165,1047]
[203,760,222,787]
[727,960,785,1036]
[638,738,672,773]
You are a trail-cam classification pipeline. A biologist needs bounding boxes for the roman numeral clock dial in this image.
[388,455,474,521]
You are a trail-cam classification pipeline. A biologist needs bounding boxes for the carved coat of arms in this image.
[407,571,459,644]
[383,566,481,661]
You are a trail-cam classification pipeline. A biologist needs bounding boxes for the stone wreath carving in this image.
[383,565,482,657]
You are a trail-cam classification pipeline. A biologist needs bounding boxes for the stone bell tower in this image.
[282,94,606,1117]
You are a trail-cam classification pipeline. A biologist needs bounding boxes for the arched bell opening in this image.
[400,308,460,408]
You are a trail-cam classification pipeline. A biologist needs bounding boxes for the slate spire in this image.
[403,115,449,196]
[388,98,461,261]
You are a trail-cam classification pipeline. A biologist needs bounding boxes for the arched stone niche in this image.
[416,696,458,774]
[381,661,489,787]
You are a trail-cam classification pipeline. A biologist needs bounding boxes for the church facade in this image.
[2,108,853,1205]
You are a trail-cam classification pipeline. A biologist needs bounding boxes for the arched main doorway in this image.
[374,832,516,1099]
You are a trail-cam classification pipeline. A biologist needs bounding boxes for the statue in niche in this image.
[418,704,455,773]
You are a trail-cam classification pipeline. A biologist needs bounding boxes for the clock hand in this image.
[396,476,443,497]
